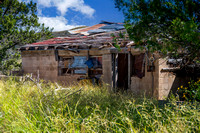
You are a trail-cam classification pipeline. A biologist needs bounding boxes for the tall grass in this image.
[0,78,199,132]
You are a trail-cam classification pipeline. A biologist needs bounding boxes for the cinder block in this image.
[159,89,171,100]
[159,77,169,84]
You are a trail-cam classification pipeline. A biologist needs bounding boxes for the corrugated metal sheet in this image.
[72,24,106,34]
[20,21,130,50]
[100,24,124,30]
[88,29,116,34]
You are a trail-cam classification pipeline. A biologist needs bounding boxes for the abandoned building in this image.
[19,21,189,100]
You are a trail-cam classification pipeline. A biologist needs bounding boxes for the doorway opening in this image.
[117,53,128,90]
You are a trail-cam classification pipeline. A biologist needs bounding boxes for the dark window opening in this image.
[88,56,103,77]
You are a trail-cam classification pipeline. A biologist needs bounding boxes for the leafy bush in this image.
[177,79,200,101]
[0,78,199,132]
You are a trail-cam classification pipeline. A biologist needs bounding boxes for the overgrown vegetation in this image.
[177,79,200,101]
[0,78,199,132]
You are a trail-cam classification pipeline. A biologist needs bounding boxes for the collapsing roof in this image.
[70,24,106,35]
[20,21,134,51]
[70,21,124,35]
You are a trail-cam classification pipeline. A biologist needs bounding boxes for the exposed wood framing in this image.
[128,52,131,89]
[87,50,89,77]
[58,49,111,57]
[112,53,118,92]
[54,50,59,61]
[161,67,180,72]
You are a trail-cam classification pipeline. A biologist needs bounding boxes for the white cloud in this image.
[21,0,94,31]
[38,16,77,31]
[37,0,52,7]
[36,0,95,17]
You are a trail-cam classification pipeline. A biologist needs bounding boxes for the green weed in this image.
[0,78,199,132]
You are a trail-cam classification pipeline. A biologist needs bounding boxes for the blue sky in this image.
[24,0,124,31]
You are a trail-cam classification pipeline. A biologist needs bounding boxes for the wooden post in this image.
[54,50,59,61]
[112,53,118,92]
[128,52,131,90]
[112,53,116,90]
[115,53,118,90]
[87,50,90,77]
[37,69,40,83]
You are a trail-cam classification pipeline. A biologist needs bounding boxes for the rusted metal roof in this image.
[71,24,106,34]
[19,21,134,51]
[20,29,133,51]
[31,35,112,45]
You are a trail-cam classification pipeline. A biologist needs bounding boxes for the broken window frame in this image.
[58,56,87,76]
[58,56,103,76]
[88,56,103,76]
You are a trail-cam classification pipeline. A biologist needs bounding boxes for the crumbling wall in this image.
[102,54,112,89]
[130,55,191,100]
[22,50,86,84]
[22,49,109,85]
[130,56,159,98]
[130,55,184,100]
[158,58,176,100]
[157,58,191,100]
[22,50,58,81]
[57,75,81,86]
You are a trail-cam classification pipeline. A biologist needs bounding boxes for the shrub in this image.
[177,79,200,101]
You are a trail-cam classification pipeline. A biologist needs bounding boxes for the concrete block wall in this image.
[22,50,83,84]
[130,57,159,98]
[130,56,183,100]
[130,56,189,100]
[21,50,182,99]
[158,59,176,100]
[102,54,112,90]
[57,75,81,86]
[22,50,58,81]
[157,58,190,100]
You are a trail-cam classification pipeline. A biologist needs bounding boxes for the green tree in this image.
[0,0,52,74]
[115,0,200,63]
